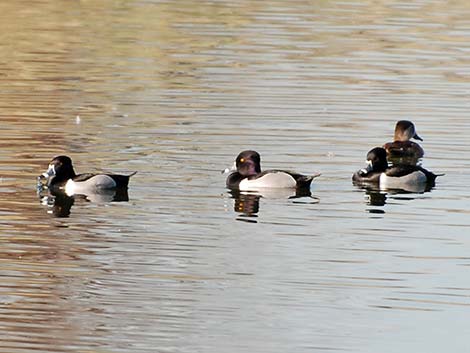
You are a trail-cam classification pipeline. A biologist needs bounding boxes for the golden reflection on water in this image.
[1,0,470,352]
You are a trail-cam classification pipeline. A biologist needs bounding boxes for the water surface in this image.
[1,1,470,352]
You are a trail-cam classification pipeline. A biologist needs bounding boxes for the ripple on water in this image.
[1,0,470,352]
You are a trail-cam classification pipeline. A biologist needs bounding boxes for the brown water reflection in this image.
[1,0,470,352]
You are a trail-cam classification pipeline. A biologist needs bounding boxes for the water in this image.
[1,0,470,352]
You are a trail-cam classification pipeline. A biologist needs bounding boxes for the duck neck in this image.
[239,162,260,176]
[48,167,77,186]
[375,161,388,172]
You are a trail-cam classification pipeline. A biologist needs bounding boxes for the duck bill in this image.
[360,161,373,174]
[413,133,423,141]
[42,164,56,178]
[221,162,236,174]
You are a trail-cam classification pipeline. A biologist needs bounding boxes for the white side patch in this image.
[65,175,117,196]
[380,171,427,191]
[239,172,297,190]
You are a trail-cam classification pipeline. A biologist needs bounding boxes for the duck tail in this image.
[296,172,321,188]
[109,171,137,188]
[423,172,443,185]
[311,172,321,179]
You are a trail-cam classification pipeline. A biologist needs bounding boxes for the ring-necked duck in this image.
[383,120,424,160]
[352,147,440,190]
[41,155,136,196]
[225,150,320,190]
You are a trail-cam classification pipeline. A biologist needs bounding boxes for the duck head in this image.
[363,147,388,173]
[235,150,262,176]
[394,120,423,142]
[42,155,77,186]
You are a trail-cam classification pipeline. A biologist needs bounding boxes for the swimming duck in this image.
[225,150,320,190]
[352,147,440,191]
[383,120,424,161]
[41,155,136,196]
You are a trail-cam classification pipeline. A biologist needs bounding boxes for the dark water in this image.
[1,1,470,352]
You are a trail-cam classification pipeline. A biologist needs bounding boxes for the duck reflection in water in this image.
[359,185,436,214]
[229,188,318,223]
[230,190,260,222]
[39,189,75,218]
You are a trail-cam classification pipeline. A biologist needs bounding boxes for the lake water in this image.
[1,0,470,352]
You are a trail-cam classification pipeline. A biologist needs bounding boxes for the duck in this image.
[41,155,136,196]
[225,150,320,190]
[383,120,424,161]
[352,147,440,191]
